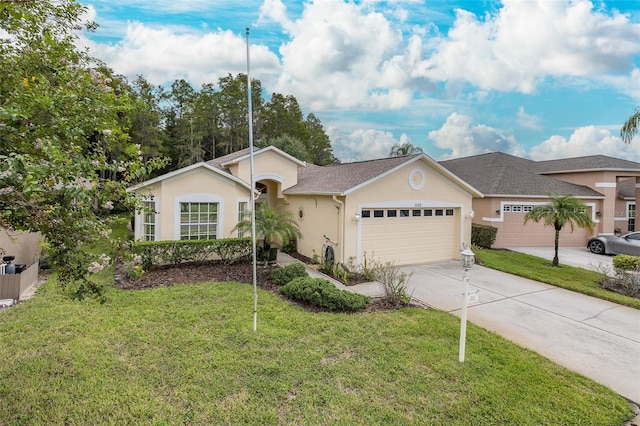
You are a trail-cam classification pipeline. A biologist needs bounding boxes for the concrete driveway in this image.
[348,259,640,404]
[507,246,614,273]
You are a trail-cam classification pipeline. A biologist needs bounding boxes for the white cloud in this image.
[516,106,542,130]
[428,113,526,160]
[529,126,640,161]
[262,0,437,110]
[423,0,640,95]
[84,22,281,87]
[327,127,410,162]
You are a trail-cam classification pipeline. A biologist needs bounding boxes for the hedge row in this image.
[131,238,251,269]
[472,223,498,248]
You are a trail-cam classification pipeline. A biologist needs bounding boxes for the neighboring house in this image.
[0,229,41,267]
[440,152,640,248]
[128,146,482,266]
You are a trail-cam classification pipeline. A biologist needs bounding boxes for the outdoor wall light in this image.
[352,213,362,222]
[467,210,475,219]
[596,211,601,216]
[496,209,501,214]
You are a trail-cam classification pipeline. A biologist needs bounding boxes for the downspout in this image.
[333,195,344,264]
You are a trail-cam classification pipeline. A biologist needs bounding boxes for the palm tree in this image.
[233,203,302,252]
[524,193,595,267]
[621,110,639,144]
[389,142,423,157]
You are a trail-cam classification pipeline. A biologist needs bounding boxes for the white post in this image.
[246,27,258,332]
[459,267,470,362]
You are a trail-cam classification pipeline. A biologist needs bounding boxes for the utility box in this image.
[0,262,39,302]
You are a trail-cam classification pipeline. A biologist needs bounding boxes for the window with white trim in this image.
[503,205,511,212]
[445,209,454,216]
[180,202,218,240]
[629,204,636,232]
[237,201,248,237]
[523,205,533,212]
[142,200,156,241]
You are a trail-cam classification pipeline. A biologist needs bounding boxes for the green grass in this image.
[474,247,640,310]
[0,279,633,425]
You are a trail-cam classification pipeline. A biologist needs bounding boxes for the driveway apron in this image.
[351,260,640,404]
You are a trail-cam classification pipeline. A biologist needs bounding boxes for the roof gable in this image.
[284,154,482,197]
[126,162,251,193]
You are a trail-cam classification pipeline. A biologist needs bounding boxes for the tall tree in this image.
[129,75,165,167]
[265,135,310,162]
[0,0,165,300]
[621,110,639,144]
[216,73,262,155]
[161,79,204,167]
[304,113,339,165]
[260,93,306,143]
[389,142,424,157]
[524,194,595,267]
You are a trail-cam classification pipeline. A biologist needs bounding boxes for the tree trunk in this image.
[553,228,560,267]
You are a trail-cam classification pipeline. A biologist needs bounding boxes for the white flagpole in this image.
[246,27,258,332]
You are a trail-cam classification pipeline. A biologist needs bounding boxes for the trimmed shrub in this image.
[280,277,370,312]
[472,223,498,248]
[271,263,308,286]
[132,238,251,269]
[612,254,640,271]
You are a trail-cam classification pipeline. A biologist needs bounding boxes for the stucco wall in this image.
[286,160,475,266]
[233,150,299,194]
[285,195,339,262]
[475,197,599,248]
[0,230,41,266]
[133,167,250,241]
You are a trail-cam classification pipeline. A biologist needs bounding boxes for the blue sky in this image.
[80,0,640,163]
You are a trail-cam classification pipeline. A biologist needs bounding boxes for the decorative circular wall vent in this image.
[408,168,425,190]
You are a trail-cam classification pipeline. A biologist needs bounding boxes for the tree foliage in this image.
[524,193,595,267]
[0,0,166,301]
[131,75,338,171]
[233,203,302,251]
[621,110,639,144]
[389,142,423,157]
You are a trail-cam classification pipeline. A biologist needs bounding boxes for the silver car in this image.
[587,232,640,256]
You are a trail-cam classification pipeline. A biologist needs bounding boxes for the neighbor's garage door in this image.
[497,207,592,247]
[361,207,458,265]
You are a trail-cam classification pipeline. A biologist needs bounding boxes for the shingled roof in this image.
[534,155,640,174]
[206,148,251,172]
[284,155,423,195]
[439,152,607,197]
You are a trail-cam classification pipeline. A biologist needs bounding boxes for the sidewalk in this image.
[277,252,640,406]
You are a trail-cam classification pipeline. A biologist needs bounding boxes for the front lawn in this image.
[473,247,640,310]
[0,279,632,425]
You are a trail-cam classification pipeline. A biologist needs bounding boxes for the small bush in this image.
[612,254,640,270]
[472,224,498,248]
[280,277,370,312]
[271,263,308,286]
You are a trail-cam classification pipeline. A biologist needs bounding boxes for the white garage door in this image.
[360,207,458,265]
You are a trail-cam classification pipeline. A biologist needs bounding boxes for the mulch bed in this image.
[113,259,402,312]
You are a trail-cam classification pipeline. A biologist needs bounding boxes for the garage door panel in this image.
[497,214,592,247]
[361,215,457,265]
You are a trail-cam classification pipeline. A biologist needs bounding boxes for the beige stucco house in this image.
[128,146,482,266]
[440,152,640,248]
